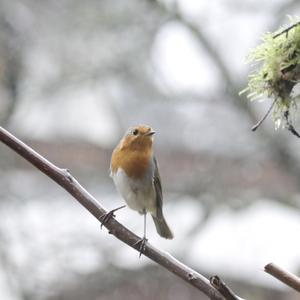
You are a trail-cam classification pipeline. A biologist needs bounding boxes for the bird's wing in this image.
[153,156,163,216]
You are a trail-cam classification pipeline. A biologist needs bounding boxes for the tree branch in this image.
[264,263,300,293]
[0,126,227,300]
[210,276,240,300]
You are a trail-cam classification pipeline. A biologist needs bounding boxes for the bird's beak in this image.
[145,130,155,136]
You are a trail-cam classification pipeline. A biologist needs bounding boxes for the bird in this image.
[106,124,173,254]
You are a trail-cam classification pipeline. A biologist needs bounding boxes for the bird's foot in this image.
[133,236,148,258]
[99,205,126,228]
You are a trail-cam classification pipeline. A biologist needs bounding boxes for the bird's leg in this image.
[99,205,126,228]
[133,209,148,257]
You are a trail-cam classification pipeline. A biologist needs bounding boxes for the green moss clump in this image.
[241,18,300,130]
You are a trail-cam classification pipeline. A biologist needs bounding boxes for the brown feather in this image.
[110,126,153,178]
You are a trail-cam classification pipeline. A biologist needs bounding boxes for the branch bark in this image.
[0,126,227,300]
[210,276,240,300]
[265,262,300,293]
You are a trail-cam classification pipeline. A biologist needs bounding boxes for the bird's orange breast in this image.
[111,146,152,179]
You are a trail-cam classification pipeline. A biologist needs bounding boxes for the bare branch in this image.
[0,126,227,300]
[264,262,300,293]
[273,21,300,38]
[210,276,242,300]
[251,98,278,132]
[284,110,300,138]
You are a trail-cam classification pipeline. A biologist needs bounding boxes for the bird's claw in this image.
[99,205,126,229]
[99,211,115,229]
[133,237,148,258]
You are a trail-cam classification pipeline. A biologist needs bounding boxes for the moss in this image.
[241,18,300,130]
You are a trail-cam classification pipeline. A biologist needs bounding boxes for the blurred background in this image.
[1,0,300,299]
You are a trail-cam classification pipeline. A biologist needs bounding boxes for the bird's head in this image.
[120,125,155,151]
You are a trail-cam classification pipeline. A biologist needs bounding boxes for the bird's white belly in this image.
[112,168,156,214]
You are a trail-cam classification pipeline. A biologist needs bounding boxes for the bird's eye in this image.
[132,129,139,136]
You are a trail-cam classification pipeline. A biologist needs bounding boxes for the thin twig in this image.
[284,110,300,138]
[265,263,300,293]
[0,126,226,300]
[273,21,300,38]
[210,276,241,300]
[251,98,277,132]
[287,123,300,138]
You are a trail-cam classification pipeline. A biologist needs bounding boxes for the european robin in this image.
[109,125,173,250]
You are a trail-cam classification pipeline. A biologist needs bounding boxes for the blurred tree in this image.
[0,1,24,125]
[1,0,300,299]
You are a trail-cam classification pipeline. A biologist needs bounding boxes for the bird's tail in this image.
[152,214,173,239]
